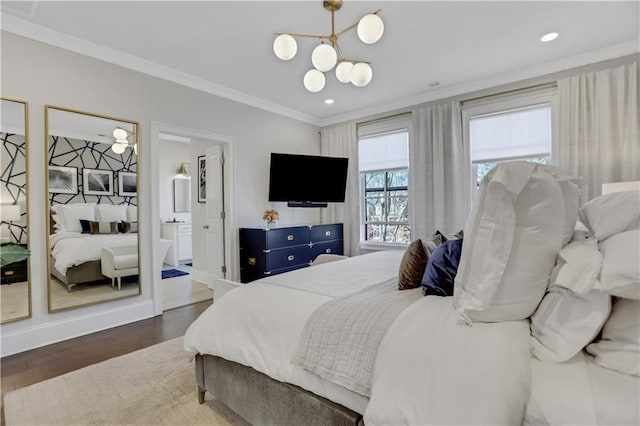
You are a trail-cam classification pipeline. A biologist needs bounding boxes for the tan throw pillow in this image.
[398,239,429,290]
[88,221,118,234]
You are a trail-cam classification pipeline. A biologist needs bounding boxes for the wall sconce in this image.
[175,163,191,179]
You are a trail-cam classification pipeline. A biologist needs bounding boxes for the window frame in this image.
[462,87,559,201]
[360,167,410,247]
[357,117,411,250]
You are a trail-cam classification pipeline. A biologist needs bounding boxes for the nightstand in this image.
[1,257,28,284]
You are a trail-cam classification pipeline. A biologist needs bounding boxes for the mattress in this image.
[525,351,640,425]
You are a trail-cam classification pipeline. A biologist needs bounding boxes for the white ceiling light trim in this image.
[541,32,559,42]
[273,0,383,92]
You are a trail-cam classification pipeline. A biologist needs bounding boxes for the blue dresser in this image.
[239,223,343,283]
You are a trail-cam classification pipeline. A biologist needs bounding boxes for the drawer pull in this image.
[325,231,331,236]
[4,270,14,276]
[248,258,257,266]
[287,235,294,241]
[325,248,332,254]
[288,255,295,261]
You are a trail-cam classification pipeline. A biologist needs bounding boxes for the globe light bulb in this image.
[112,142,126,154]
[351,63,373,87]
[311,44,337,72]
[303,69,326,92]
[273,34,297,60]
[357,14,384,44]
[113,128,128,140]
[335,62,354,83]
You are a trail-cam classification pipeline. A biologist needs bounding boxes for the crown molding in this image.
[2,15,321,126]
[319,40,640,127]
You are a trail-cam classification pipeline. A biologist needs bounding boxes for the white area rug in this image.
[3,337,248,426]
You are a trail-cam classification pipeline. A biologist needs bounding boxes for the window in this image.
[463,88,557,189]
[358,125,410,245]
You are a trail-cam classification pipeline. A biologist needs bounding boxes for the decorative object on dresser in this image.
[239,223,343,283]
[162,222,193,267]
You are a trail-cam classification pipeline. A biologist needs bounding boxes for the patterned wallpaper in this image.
[1,132,27,244]
[48,135,137,207]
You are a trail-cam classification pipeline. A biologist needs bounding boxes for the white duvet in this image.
[184,250,533,425]
[50,232,138,276]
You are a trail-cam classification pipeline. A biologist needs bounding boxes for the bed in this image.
[49,203,140,291]
[50,232,139,291]
[184,163,640,425]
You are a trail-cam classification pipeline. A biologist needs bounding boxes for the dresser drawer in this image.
[265,226,310,249]
[265,246,311,272]
[310,240,344,261]
[310,223,343,243]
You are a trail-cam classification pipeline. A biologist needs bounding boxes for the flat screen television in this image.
[268,153,349,207]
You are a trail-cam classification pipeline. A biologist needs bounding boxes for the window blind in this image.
[358,130,408,172]
[470,104,551,163]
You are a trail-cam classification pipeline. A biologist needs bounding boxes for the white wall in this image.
[158,139,192,224]
[0,33,322,356]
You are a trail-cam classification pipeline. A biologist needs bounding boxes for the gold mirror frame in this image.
[45,105,140,313]
[1,97,32,323]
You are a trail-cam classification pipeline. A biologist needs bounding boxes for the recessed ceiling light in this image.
[540,32,559,42]
[324,99,334,104]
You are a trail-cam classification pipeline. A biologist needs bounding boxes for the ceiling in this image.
[2,1,638,126]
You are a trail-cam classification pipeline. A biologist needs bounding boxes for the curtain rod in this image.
[461,82,557,105]
[356,111,412,127]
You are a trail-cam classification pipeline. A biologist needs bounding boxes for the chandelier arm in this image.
[334,43,347,61]
[274,32,331,40]
[339,58,371,65]
[335,9,382,37]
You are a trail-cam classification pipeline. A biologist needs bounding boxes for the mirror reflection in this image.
[1,98,31,323]
[173,178,192,213]
[46,106,140,312]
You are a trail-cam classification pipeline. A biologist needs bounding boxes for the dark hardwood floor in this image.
[1,300,212,424]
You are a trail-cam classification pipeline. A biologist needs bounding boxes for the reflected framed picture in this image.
[49,166,78,194]
[198,155,206,203]
[118,171,137,196]
[83,168,113,196]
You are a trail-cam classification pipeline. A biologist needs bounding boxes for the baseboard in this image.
[0,300,155,357]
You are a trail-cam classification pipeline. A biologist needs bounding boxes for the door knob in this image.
[203,224,209,229]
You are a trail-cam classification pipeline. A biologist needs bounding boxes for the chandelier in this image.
[273,0,384,93]
[111,128,137,154]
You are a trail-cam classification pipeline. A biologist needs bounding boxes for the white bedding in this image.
[525,351,640,425]
[50,232,138,276]
[184,250,533,424]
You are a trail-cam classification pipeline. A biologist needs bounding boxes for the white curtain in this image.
[320,122,360,256]
[558,61,639,202]
[411,101,469,238]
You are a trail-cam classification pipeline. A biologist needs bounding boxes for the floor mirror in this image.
[45,106,140,312]
[1,97,31,323]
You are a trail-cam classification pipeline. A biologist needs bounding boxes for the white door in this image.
[205,145,226,281]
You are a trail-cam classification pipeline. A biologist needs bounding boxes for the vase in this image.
[266,220,275,230]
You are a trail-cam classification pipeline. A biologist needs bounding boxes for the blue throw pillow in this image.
[421,238,464,297]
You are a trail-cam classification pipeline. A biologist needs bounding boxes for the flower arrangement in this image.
[262,209,279,228]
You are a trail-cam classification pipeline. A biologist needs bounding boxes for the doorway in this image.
[150,122,236,315]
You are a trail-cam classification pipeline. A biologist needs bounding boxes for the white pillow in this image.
[550,237,602,294]
[599,229,640,299]
[96,204,127,222]
[54,203,96,233]
[587,298,640,376]
[127,205,137,222]
[453,162,565,323]
[540,165,581,247]
[531,287,610,363]
[579,190,640,241]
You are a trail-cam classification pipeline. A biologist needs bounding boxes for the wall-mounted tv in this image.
[268,153,349,207]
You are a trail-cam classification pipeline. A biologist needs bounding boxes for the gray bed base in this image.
[196,354,364,426]
[50,257,106,291]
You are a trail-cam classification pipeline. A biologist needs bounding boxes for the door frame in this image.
[150,121,236,315]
